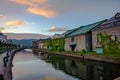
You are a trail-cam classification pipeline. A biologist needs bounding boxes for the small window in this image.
[97,36,101,42]
[96,36,101,44]
[71,37,74,42]
[110,35,115,40]
[110,35,116,41]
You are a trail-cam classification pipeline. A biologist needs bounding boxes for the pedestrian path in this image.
[0,52,6,75]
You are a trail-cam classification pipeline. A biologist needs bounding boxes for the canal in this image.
[12,49,120,80]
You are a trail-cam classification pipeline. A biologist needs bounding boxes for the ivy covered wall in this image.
[43,40,52,50]
[97,32,120,54]
[51,38,65,51]
[43,38,65,51]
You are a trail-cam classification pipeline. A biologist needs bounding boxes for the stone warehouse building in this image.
[64,20,106,52]
[92,13,120,53]
[38,39,46,49]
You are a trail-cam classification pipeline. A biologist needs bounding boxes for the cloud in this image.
[11,0,58,18]
[49,26,56,31]
[0,14,6,20]
[11,0,46,6]
[5,20,27,27]
[44,76,57,80]
[27,7,57,18]
[49,26,68,32]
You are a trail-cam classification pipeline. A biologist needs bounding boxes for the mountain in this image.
[12,39,36,46]
[3,33,51,46]
[4,33,50,40]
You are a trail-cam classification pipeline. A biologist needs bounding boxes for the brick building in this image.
[92,13,120,53]
[64,20,106,52]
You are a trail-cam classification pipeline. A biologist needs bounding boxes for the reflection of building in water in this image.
[45,55,120,80]
[64,59,104,80]
[65,59,88,80]
[65,59,120,80]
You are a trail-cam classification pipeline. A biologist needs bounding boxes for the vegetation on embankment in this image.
[33,32,120,64]
[0,47,6,53]
[33,48,120,64]
[0,42,17,53]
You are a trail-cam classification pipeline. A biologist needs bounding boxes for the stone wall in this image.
[92,25,120,51]
[76,35,86,51]
[65,35,86,51]
[38,43,44,49]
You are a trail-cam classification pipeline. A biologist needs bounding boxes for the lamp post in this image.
[6,38,9,57]
[6,44,9,57]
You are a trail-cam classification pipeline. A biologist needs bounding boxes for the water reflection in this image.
[12,50,79,80]
[38,53,120,80]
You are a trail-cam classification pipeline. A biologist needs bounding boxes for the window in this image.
[96,36,101,44]
[71,37,74,42]
[110,35,113,40]
[110,35,117,41]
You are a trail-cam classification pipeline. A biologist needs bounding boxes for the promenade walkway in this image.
[0,52,6,75]
[0,48,26,80]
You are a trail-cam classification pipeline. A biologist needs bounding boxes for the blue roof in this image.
[65,19,107,37]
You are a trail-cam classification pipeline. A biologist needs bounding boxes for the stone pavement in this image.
[114,76,120,80]
[0,49,22,80]
[0,52,6,75]
[0,52,6,80]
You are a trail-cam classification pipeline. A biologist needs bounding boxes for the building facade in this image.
[32,39,42,48]
[43,38,52,50]
[38,39,46,49]
[92,13,120,53]
[65,20,106,52]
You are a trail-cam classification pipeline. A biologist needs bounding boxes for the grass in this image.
[34,48,120,59]
[0,47,7,52]
[0,47,17,53]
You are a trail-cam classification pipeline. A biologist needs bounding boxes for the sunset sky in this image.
[0,0,120,35]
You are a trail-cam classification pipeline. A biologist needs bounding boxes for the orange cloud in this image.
[44,76,57,80]
[49,26,68,32]
[27,7,57,18]
[11,0,46,6]
[6,20,27,27]
[0,14,6,20]
[11,0,58,18]
[49,26,56,31]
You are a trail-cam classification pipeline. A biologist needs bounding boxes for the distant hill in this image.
[4,33,50,40]
[12,39,36,46]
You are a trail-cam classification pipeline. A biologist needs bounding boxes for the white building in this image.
[37,39,46,49]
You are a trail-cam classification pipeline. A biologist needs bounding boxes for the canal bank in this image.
[34,49,120,65]
[3,48,26,80]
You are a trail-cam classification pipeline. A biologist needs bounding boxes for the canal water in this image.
[12,49,120,80]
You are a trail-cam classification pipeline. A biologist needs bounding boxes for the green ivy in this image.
[51,38,65,51]
[97,32,120,54]
[43,40,52,49]
[44,38,65,51]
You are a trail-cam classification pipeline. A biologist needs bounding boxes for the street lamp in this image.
[6,38,9,57]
